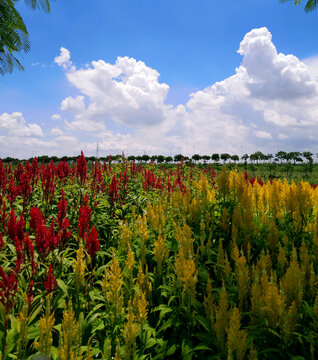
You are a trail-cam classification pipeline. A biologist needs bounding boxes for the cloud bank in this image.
[2,27,318,158]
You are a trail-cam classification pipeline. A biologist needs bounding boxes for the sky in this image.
[1,0,318,159]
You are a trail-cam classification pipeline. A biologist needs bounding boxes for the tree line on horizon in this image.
[0,150,317,165]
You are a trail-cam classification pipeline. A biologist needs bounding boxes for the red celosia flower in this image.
[48,221,59,251]
[108,174,119,205]
[0,266,18,312]
[7,208,17,241]
[40,160,56,202]
[27,279,34,304]
[8,177,18,205]
[76,151,87,185]
[30,207,43,233]
[57,160,71,180]
[1,200,6,231]
[167,177,172,193]
[23,233,37,273]
[44,265,57,294]
[57,189,68,229]
[16,213,25,243]
[17,170,31,199]
[58,218,72,246]
[86,226,99,259]
[14,162,24,183]
[35,223,48,256]
[0,233,4,250]
[78,204,92,238]
[14,236,23,271]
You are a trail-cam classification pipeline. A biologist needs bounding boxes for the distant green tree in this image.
[202,155,211,163]
[157,155,165,164]
[276,151,287,164]
[150,155,157,162]
[287,151,301,165]
[303,151,313,163]
[266,154,273,163]
[220,153,231,164]
[241,154,249,170]
[231,155,239,164]
[141,154,150,163]
[165,156,173,163]
[174,154,183,163]
[192,154,201,163]
[127,155,136,162]
[211,153,219,163]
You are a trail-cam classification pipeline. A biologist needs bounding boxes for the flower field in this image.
[0,153,318,359]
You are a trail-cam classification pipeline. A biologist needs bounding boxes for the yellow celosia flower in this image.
[153,234,169,276]
[114,337,122,360]
[34,295,55,356]
[263,281,285,328]
[280,247,303,309]
[214,285,230,352]
[204,278,215,327]
[281,300,298,342]
[123,301,138,360]
[119,223,133,253]
[136,261,152,299]
[102,257,124,322]
[174,247,198,305]
[235,253,250,311]
[17,295,29,355]
[73,241,86,293]
[137,291,148,327]
[217,166,230,200]
[59,298,82,360]
[227,307,248,360]
[147,202,166,234]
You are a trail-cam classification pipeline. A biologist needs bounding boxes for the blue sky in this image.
[1,0,318,158]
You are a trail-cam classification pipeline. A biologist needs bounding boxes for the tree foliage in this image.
[0,0,53,75]
[279,0,318,12]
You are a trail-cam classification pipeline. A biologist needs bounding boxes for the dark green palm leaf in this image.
[279,0,318,12]
[0,0,30,74]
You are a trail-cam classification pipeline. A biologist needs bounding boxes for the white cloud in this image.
[0,112,43,137]
[238,27,317,100]
[303,55,318,81]
[54,47,73,70]
[255,130,272,139]
[51,114,61,120]
[278,133,289,140]
[61,96,86,113]
[60,54,169,129]
[51,127,64,136]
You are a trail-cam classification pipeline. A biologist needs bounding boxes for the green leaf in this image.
[56,278,69,297]
[144,337,157,350]
[165,344,177,356]
[192,345,212,351]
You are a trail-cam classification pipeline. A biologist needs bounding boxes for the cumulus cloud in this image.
[238,27,317,100]
[51,127,64,136]
[255,130,272,139]
[54,47,72,70]
[61,96,86,113]
[0,112,43,137]
[51,114,61,120]
[59,54,169,130]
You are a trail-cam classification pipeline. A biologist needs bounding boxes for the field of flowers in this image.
[0,152,318,359]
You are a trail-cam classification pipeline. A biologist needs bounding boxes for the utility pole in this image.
[96,143,99,159]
